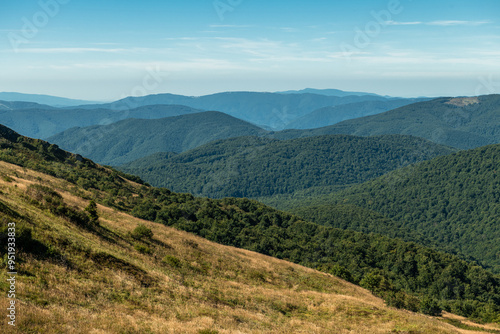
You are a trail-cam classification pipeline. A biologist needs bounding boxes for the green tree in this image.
[420,296,442,316]
[131,224,153,240]
[85,200,99,223]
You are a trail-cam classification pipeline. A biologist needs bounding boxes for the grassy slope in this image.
[1,161,492,334]
[1,124,500,330]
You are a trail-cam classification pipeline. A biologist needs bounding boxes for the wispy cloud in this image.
[386,21,422,26]
[163,37,199,41]
[10,47,151,54]
[90,42,123,46]
[279,27,299,33]
[387,20,491,26]
[427,20,491,26]
[209,24,252,28]
[28,59,248,72]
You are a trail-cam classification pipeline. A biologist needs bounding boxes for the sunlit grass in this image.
[0,160,498,333]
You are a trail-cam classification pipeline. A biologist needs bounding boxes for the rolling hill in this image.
[284,99,428,129]
[2,158,498,333]
[44,94,500,174]
[47,111,268,165]
[0,104,201,139]
[77,91,400,129]
[273,95,500,150]
[288,144,500,274]
[2,123,500,327]
[0,100,56,111]
[120,134,457,198]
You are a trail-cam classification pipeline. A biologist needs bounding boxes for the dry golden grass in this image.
[0,160,497,333]
[445,97,480,107]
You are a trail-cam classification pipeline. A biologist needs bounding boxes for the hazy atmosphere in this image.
[1,0,500,100]
[2,1,500,333]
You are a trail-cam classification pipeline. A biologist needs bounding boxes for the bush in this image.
[329,264,353,282]
[131,224,153,240]
[384,291,420,312]
[360,270,393,295]
[420,296,442,316]
[162,255,181,268]
[134,244,152,254]
[85,200,99,223]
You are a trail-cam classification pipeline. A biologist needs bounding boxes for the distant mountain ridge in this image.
[0,90,424,137]
[0,92,100,107]
[0,104,201,139]
[276,88,387,97]
[273,95,500,149]
[0,99,56,111]
[75,91,401,129]
[284,99,429,129]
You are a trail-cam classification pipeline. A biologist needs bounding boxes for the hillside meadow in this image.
[2,161,497,333]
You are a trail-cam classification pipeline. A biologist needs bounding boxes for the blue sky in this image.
[1,0,499,100]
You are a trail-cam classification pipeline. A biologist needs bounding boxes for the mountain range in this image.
[1,122,500,329]
[0,91,425,140]
[42,95,500,170]
[75,91,412,130]
[276,95,500,149]
[0,104,200,139]
[0,92,100,107]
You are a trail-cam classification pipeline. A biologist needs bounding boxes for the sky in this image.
[1,0,500,101]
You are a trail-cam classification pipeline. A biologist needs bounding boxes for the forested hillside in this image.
[284,99,427,129]
[47,111,267,165]
[1,123,500,324]
[273,95,500,150]
[120,134,456,198]
[1,158,492,333]
[290,144,500,274]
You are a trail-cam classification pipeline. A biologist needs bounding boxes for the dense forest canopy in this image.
[121,134,456,198]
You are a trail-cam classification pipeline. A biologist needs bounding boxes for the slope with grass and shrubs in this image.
[3,162,497,333]
[1,123,500,329]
